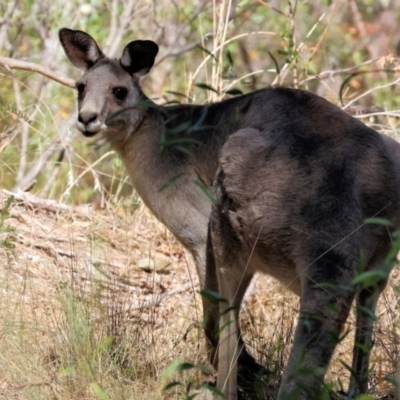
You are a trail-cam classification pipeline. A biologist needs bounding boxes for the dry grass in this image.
[0,189,399,400]
[0,190,205,399]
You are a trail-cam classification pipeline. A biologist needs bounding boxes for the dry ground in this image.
[0,189,399,400]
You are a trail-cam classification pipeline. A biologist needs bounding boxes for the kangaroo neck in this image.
[109,108,211,251]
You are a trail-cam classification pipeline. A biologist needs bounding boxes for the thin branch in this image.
[12,118,74,192]
[349,0,374,59]
[14,380,50,390]
[12,76,28,182]
[0,0,17,53]
[273,10,326,86]
[175,2,209,40]
[93,280,200,321]
[257,0,286,16]
[155,35,212,66]
[298,58,383,86]
[0,57,75,88]
[189,30,276,88]
[352,111,400,120]
[106,0,145,58]
[61,150,116,203]
[342,76,400,111]
[3,189,92,216]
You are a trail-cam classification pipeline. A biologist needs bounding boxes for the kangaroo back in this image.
[210,89,400,399]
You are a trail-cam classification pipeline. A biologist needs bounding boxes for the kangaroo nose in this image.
[78,111,98,125]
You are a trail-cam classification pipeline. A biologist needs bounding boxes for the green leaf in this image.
[162,360,195,382]
[158,173,185,192]
[175,362,196,372]
[225,88,243,96]
[91,383,111,400]
[220,305,239,316]
[174,145,193,156]
[201,382,225,397]
[238,97,253,115]
[163,138,199,145]
[351,270,388,286]
[163,381,182,391]
[1,195,14,224]
[226,50,234,68]
[356,305,377,321]
[195,83,220,94]
[357,250,366,275]
[193,180,217,204]
[61,365,75,377]
[99,335,114,351]
[354,342,371,355]
[165,90,191,100]
[191,107,212,131]
[314,282,352,291]
[384,375,399,389]
[218,320,233,335]
[163,100,183,106]
[164,120,192,135]
[267,49,280,74]
[196,363,214,375]
[364,217,393,227]
[196,45,218,62]
[199,289,227,305]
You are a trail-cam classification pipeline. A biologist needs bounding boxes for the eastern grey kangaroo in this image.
[59,28,400,399]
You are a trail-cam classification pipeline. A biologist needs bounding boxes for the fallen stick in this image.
[2,189,92,216]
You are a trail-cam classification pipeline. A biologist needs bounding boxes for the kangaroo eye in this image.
[76,83,85,94]
[113,87,128,101]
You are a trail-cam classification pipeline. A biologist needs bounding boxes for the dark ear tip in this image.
[127,40,159,56]
[149,41,159,55]
[59,28,71,35]
[59,28,74,41]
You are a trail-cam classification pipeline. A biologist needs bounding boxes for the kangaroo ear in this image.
[59,28,105,71]
[120,40,159,77]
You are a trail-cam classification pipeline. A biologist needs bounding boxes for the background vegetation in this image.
[0,0,400,399]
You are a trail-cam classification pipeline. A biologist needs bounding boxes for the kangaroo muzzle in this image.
[77,110,106,136]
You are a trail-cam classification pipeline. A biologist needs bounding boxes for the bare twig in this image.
[352,111,400,120]
[288,0,298,88]
[349,0,374,59]
[3,189,93,216]
[94,280,200,321]
[61,150,116,202]
[0,0,17,53]
[12,117,74,192]
[14,380,50,390]
[342,76,400,111]
[257,0,286,16]
[273,9,326,86]
[0,57,75,88]
[306,1,338,66]
[155,35,213,66]
[298,58,383,86]
[189,30,276,91]
[105,0,145,58]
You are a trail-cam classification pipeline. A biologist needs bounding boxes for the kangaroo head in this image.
[59,28,158,138]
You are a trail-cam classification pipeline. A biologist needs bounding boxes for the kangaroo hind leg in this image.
[278,246,358,400]
[348,276,388,396]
